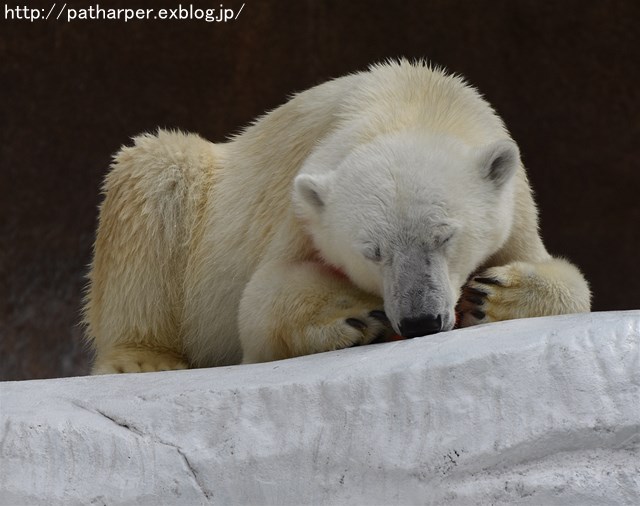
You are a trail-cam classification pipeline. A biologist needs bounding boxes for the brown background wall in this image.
[1,0,639,381]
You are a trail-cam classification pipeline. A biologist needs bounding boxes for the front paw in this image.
[307,304,395,354]
[457,263,540,327]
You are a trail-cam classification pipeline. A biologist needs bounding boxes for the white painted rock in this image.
[1,311,639,505]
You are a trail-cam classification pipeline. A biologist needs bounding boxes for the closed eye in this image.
[362,244,382,263]
[434,227,457,250]
[440,233,454,246]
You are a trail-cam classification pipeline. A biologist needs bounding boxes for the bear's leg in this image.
[84,130,217,374]
[92,344,189,375]
[458,257,591,326]
[238,261,393,363]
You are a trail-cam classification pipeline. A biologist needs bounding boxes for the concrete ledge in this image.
[1,311,639,505]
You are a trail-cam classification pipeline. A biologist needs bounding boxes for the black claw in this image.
[371,330,389,344]
[474,276,504,286]
[368,310,390,323]
[346,318,367,331]
[465,287,488,297]
[465,296,485,306]
[471,309,486,320]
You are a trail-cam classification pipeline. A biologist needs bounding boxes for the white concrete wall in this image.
[1,311,639,505]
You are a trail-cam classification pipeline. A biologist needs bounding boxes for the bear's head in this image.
[293,132,520,338]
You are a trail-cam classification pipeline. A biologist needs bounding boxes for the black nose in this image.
[399,315,443,338]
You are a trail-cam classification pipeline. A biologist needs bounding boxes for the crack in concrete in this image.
[168,442,212,500]
[68,400,211,500]
[94,408,146,437]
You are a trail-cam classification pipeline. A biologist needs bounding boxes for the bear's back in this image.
[342,60,510,147]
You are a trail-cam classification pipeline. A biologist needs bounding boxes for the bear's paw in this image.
[457,260,590,327]
[302,306,394,355]
[92,346,188,375]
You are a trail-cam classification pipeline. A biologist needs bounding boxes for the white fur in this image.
[84,60,591,372]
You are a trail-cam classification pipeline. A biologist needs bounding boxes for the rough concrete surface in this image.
[1,311,639,505]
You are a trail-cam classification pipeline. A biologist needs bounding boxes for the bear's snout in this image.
[398,314,443,338]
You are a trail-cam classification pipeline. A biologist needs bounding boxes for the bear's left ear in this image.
[293,173,330,217]
[478,139,520,187]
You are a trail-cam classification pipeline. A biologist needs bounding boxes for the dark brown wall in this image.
[2,0,639,380]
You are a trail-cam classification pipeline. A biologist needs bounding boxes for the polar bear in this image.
[83,60,591,374]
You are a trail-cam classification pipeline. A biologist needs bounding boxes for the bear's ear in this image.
[293,173,329,216]
[478,140,520,187]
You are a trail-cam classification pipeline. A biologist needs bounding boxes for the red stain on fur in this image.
[310,249,349,280]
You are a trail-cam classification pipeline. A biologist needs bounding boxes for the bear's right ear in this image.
[478,139,520,188]
[293,174,329,216]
